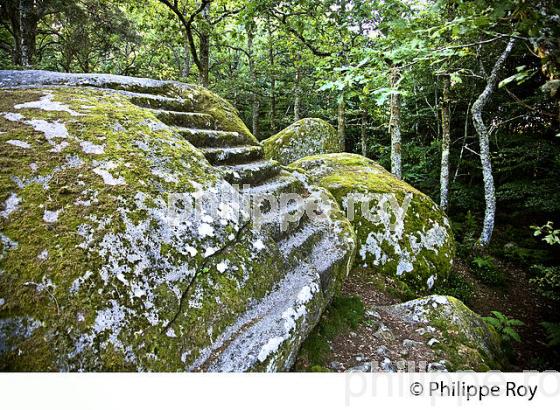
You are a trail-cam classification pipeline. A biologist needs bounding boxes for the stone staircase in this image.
[125,90,353,370]
[127,90,331,250]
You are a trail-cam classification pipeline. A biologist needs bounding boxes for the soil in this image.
[326,274,438,372]
[453,258,560,370]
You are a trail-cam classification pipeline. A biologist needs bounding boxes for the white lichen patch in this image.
[93,162,126,186]
[37,250,49,260]
[6,139,31,149]
[3,112,24,122]
[14,92,81,116]
[25,119,69,140]
[43,209,60,223]
[216,261,228,273]
[80,141,105,155]
[198,223,214,238]
[0,193,20,218]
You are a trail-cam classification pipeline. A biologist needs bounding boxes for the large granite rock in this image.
[290,153,455,293]
[384,295,506,371]
[263,118,343,165]
[0,71,356,371]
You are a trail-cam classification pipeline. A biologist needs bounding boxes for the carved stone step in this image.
[200,145,263,165]
[147,108,216,129]
[173,127,252,147]
[218,159,281,186]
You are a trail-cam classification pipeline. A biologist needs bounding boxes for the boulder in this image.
[290,153,455,292]
[262,118,343,165]
[384,295,506,371]
[0,71,356,371]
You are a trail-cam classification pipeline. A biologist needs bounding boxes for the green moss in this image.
[295,295,364,370]
[0,86,242,370]
[263,118,343,166]
[290,153,456,295]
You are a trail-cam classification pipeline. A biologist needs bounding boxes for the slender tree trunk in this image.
[361,111,368,157]
[337,97,345,149]
[440,74,451,211]
[182,33,191,78]
[268,25,276,133]
[389,65,402,178]
[198,2,210,87]
[294,61,301,121]
[247,21,259,137]
[198,33,209,87]
[472,38,515,247]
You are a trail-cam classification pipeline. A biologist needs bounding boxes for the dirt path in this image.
[314,258,559,372]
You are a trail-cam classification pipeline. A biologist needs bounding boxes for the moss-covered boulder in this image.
[290,153,455,293]
[262,118,343,165]
[384,295,506,371]
[0,70,356,371]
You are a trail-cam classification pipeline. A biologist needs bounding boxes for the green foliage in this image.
[454,211,479,257]
[433,270,474,305]
[502,243,552,268]
[471,256,505,286]
[531,222,560,246]
[529,265,560,302]
[541,322,560,348]
[296,295,364,369]
[483,311,524,344]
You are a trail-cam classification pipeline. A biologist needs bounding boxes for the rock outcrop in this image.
[384,295,506,371]
[290,153,455,293]
[262,118,343,165]
[0,70,356,371]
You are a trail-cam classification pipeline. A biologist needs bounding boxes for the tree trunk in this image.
[361,111,368,157]
[337,97,345,149]
[247,21,259,137]
[4,0,39,66]
[389,65,402,178]
[439,74,451,211]
[294,61,301,121]
[268,25,276,133]
[198,2,210,87]
[19,0,36,66]
[182,33,191,78]
[198,33,209,87]
[472,38,515,247]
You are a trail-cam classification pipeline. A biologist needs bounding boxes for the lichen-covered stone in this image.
[290,153,455,293]
[262,118,343,166]
[0,71,355,371]
[384,295,506,371]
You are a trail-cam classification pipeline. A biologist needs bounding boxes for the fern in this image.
[483,311,524,344]
[541,322,560,347]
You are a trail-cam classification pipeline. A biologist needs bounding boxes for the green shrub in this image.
[483,311,524,344]
[503,243,552,267]
[529,265,560,302]
[433,270,474,305]
[455,211,478,257]
[471,256,505,286]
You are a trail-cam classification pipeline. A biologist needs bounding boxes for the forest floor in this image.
[294,255,560,372]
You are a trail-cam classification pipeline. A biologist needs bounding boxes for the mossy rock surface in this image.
[262,118,343,165]
[0,71,355,371]
[384,295,506,371]
[290,153,455,293]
